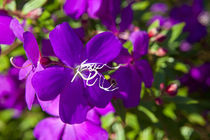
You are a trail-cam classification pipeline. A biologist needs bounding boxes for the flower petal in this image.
[119,4,133,32]
[135,60,153,88]
[59,77,90,124]
[86,75,113,108]
[25,72,36,110]
[129,31,149,59]
[86,32,122,63]
[19,60,32,80]
[49,22,84,67]
[23,32,40,67]
[112,66,142,108]
[34,117,64,140]
[41,39,55,57]
[114,48,132,64]
[32,67,69,101]
[38,95,60,116]
[63,0,87,19]
[86,109,101,125]
[10,18,24,42]
[94,102,115,116]
[0,14,15,45]
[87,0,103,19]
[63,121,108,140]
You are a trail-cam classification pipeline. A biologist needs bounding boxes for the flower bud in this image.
[156,48,167,56]
[160,83,165,90]
[165,83,178,96]
[155,97,163,105]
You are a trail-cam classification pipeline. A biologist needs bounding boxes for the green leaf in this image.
[22,0,47,14]
[113,123,125,140]
[0,55,10,72]
[5,0,16,11]
[181,126,194,140]
[138,106,158,123]
[126,113,139,131]
[101,113,115,129]
[139,127,154,140]
[163,103,177,120]
[0,110,14,122]
[148,20,160,32]
[112,99,126,122]
[174,62,189,73]
[169,22,185,43]
[123,41,133,53]
[132,1,149,11]
[188,113,205,126]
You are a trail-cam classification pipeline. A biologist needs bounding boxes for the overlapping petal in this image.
[113,66,142,108]
[25,72,36,110]
[59,77,90,124]
[135,60,154,88]
[10,18,24,42]
[19,60,32,80]
[86,75,113,108]
[130,31,149,59]
[32,67,70,101]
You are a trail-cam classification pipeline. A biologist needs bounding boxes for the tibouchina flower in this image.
[170,0,207,43]
[16,32,43,110]
[112,31,153,107]
[63,0,133,36]
[63,0,120,21]
[0,10,24,45]
[180,63,210,93]
[31,22,122,124]
[33,100,114,140]
[150,3,168,13]
[0,56,26,115]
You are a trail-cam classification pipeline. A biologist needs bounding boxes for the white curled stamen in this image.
[71,59,120,91]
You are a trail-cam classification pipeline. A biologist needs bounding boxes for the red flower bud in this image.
[155,97,163,105]
[165,83,178,96]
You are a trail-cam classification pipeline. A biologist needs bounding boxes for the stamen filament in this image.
[10,57,32,69]
[71,59,120,91]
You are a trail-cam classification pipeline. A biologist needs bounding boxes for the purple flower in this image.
[170,0,207,43]
[63,0,120,21]
[0,11,24,45]
[0,10,15,45]
[31,22,122,124]
[180,63,210,93]
[18,31,43,110]
[150,3,168,13]
[63,0,133,34]
[34,95,113,140]
[0,56,26,115]
[34,115,108,140]
[112,31,153,107]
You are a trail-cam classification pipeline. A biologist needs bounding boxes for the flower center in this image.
[71,59,120,91]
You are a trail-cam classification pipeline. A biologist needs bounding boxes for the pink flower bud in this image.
[156,48,167,57]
